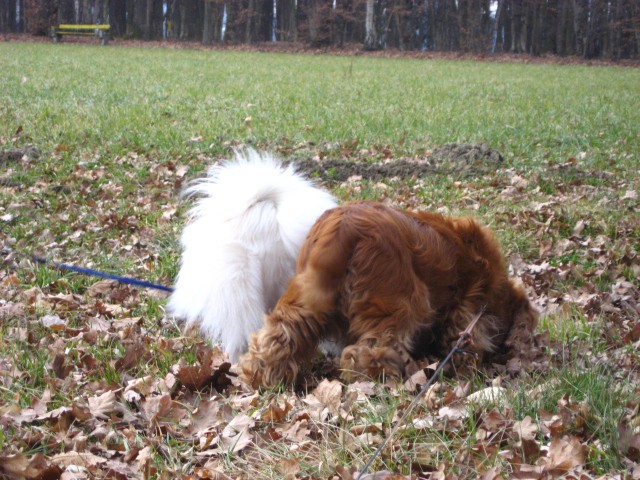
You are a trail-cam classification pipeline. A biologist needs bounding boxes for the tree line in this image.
[2,0,639,59]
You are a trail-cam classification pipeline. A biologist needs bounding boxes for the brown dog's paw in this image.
[339,344,407,381]
[239,333,301,388]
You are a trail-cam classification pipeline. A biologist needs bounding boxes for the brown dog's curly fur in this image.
[240,201,538,387]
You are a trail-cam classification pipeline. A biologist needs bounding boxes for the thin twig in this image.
[356,307,486,479]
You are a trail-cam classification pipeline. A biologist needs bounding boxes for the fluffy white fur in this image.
[168,150,337,362]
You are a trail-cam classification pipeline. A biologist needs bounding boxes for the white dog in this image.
[168,150,337,362]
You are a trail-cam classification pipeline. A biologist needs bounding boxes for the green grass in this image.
[0,42,639,478]
[1,43,639,168]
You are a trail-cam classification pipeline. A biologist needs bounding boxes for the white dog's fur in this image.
[168,150,337,362]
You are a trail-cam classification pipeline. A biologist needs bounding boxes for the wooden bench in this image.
[51,24,111,45]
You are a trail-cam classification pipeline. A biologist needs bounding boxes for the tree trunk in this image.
[277,0,297,41]
[79,0,91,23]
[572,0,586,56]
[145,0,153,38]
[492,0,503,52]
[245,0,255,42]
[56,0,74,24]
[283,0,297,41]
[111,0,127,36]
[225,0,250,43]
[364,0,377,49]
[2,0,19,31]
[203,0,213,43]
[125,0,135,36]
[0,0,6,32]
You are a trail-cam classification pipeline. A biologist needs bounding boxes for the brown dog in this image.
[240,201,538,387]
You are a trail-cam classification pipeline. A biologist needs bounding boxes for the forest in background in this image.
[1,0,639,59]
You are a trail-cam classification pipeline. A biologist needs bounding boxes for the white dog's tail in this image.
[168,150,336,362]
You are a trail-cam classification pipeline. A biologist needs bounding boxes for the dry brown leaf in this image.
[312,378,343,415]
[193,466,233,479]
[277,457,301,479]
[403,367,429,390]
[538,410,564,438]
[220,427,253,453]
[282,418,312,442]
[88,390,117,420]
[114,341,147,372]
[0,453,31,477]
[60,465,90,480]
[346,380,378,398]
[86,279,120,297]
[49,293,83,311]
[482,408,510,431]
[513,416,539,441]
[543,435,585,475]
[222,413,255,436]
[124,375,156,402]
[36,405,73,422]
[132,445,156,477]
[479,466,502,480]
[350,423,384,436]
[0,453,62,479]
[509,464,543,479]
[261,400,293,422]
[186,398,223,436]
[572,219,586,237]
[51,451,108,468]
[231,391,260,411]
[618,421,640,462]
[141,393,173,423]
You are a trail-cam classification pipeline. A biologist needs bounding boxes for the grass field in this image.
[0,42,639,479]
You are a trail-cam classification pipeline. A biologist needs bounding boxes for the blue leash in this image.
[31,255,175,293]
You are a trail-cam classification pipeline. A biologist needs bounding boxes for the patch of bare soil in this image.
[0,145,40,187]
[431,142,503,168]
[289,143,503,182]
[0,145,40,165]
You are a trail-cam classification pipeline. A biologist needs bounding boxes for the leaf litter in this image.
[0,142,639,479]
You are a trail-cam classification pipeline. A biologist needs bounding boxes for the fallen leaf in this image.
[543,435,585,474]
[467,386,507,405]
[88,390,117,420]
[513,416,539,441]
[40,314,66,330]
[438,404,467,421]
[277,458,300,479]
[282,418,312,442]
[51,451,108,468]
[312,379,343,416]
[0,453,62,479]
[618,421,640,462]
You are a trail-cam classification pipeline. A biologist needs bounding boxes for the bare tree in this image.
[277,0,297,41]
[203,0,224,44]
[364,0,377,49]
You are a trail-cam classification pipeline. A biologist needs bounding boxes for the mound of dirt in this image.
[0,145,40,165]
[431,143,503,168]
[289,143,503,182]
[290,157,436,182]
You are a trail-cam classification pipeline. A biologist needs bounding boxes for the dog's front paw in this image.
[340,344,407,382]
[239,333,299,388]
